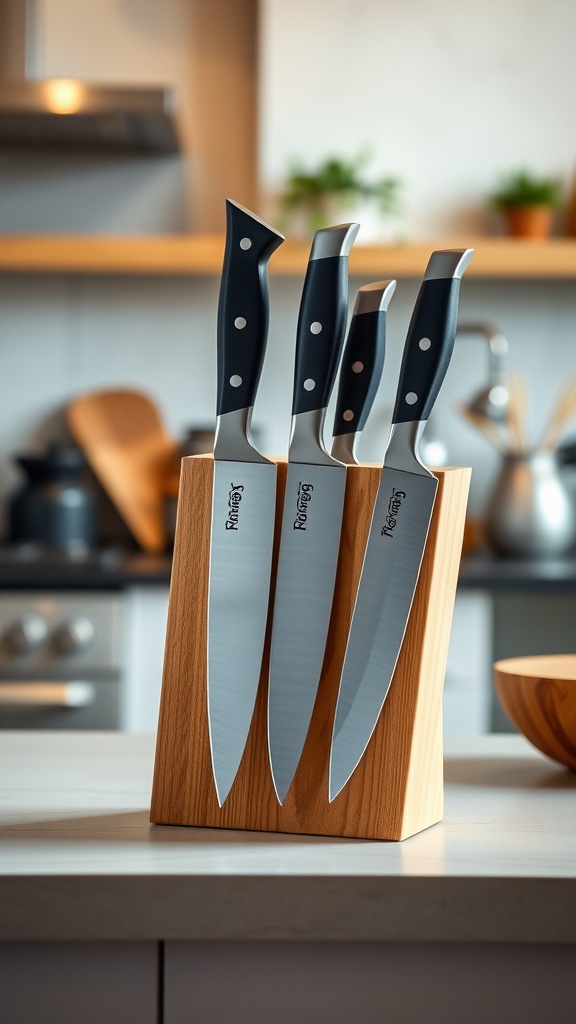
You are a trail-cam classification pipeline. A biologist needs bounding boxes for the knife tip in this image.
[268,753,294,804]
[270,774,288,806]
[328,756,354,803]
[327,777,341,804]
[213,783,228,809]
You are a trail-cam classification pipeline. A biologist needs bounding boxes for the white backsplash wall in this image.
[1,1,576,538]
[259,0,576,239]
[1,271,575,538]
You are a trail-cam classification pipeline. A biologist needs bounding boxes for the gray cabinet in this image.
[0,942,158,1024]
[162,940,576,1024]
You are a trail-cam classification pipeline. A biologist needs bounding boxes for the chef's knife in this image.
[329,248,474,802]
[331,280,396,465]
[208,198,284,806]
[268,221,360,804]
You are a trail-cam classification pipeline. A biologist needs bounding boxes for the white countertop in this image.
[1,731,575,943]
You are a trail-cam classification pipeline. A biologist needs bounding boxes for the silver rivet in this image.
[234,317,247,329]
[352,361,364,373]
[240,237,252,250]
[310,322,322,335]
[230,375,242,388]
[419,337,431,350]
[405,392,418,405]
[303,379,316,391]
[489,384,508,408]
[343,410,354,422]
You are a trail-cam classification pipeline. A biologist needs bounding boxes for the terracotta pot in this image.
[502,204,554,239]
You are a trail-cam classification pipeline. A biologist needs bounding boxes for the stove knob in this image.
[54,615,96,655]
[7,614,49,654]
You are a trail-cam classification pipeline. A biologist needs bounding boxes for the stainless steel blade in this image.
[268,460,347,803]
[329,463,437,801]
[208,457,276,806]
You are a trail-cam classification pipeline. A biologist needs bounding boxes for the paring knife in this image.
[329,248,474,802]
[331,280,396,465]
[208,198,284,806]
[267,221,360,804]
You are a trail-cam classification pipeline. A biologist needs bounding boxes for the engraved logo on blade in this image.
[225,482,244,530]
[293,481,314,531]
[380,487,406,538]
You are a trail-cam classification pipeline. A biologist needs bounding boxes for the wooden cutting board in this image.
[67,388,180,553]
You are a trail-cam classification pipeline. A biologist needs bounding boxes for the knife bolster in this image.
[151,455,471,842]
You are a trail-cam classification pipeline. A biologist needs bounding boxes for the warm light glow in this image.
[42,79,84,115]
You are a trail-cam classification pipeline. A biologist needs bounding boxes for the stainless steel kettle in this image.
[486,449,576,558]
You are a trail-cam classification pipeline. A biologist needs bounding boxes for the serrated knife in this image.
[331,280,396,465]
[207,198,284,806]
[267,221,359,804]
[329,248,474,802]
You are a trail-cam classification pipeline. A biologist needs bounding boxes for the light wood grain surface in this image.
[3,235,576,277]
[151,457,470,839]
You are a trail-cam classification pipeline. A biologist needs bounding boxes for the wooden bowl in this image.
[494,655,576,771]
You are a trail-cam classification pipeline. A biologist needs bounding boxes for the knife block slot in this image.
[150,455,470,841]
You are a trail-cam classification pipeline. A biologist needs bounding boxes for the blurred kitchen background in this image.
[0,0,575,736]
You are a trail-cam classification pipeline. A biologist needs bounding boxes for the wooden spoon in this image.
[456,403,511,454]
[506,374,528,454]
[67,388,180,553]
[537,378,576,451]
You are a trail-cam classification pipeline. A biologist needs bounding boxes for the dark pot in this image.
[8,442,96,550]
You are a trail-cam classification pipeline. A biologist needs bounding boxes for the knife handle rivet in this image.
[405,392,418,405]
[234,317,247,329]
[352,361,364,373]
[343,410,354,422]
[310,322,323,335]
[239,237,252,250]
[230,375,243,388]
[303,379,316,392]
[419,337,431,350]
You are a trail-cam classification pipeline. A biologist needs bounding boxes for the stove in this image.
[0,542,123,568]
[0,582,125,730]
[0,544,172,730]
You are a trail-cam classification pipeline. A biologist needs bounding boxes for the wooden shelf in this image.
[2,234,576,278]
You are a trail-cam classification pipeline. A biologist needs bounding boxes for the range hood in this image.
[0,79,180,153]
[0,4,180,153]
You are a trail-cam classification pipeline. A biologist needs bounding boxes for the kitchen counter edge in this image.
[1,551,576,591]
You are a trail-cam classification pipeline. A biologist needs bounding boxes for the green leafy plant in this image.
[490,169,562,209]
[281,150,401,233]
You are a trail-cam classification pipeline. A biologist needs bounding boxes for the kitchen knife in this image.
[329,248,474,802]
[208,198,284,806]
[331,280,396,465]
[268,221,360,804]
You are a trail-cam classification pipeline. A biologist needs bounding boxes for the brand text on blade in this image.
[381,487,406,538]
[226,483,245,530]
[293,481,314,530]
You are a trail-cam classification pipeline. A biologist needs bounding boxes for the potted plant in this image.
[280,150,401,238]
[489,169,563,239]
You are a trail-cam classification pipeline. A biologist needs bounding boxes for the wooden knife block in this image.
[150,455,470,841]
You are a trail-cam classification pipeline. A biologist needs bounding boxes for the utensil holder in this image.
[150,455,470,841]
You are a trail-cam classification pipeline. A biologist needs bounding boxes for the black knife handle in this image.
[332,281,394,438]
[292,224,359,416]
[392,249,474,425]
[216,199,284,417]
